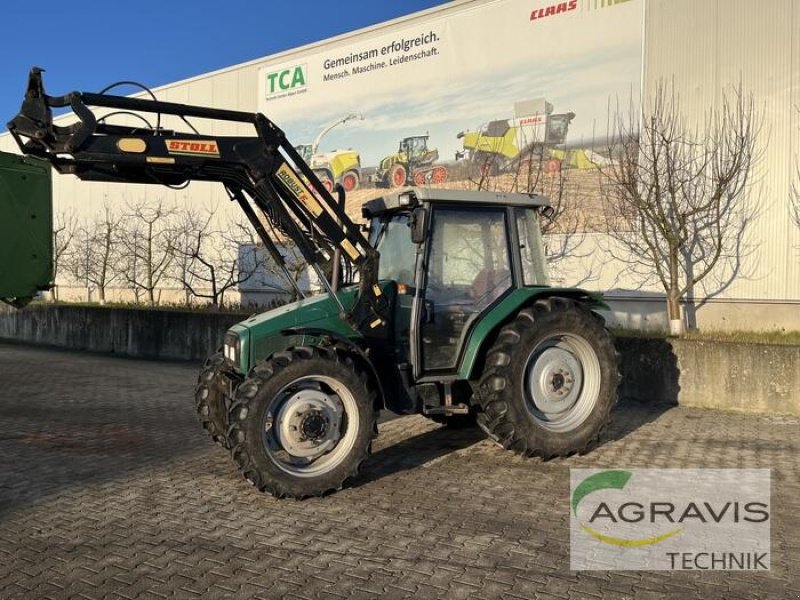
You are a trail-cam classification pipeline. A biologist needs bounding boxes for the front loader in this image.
[2,68,619,499]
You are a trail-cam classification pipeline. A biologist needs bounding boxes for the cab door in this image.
[411,205,513,377]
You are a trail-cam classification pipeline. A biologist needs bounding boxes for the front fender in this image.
[280,327,388,412]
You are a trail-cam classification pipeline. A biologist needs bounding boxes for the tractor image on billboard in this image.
[373,134,448,188]
[457,98,575,177]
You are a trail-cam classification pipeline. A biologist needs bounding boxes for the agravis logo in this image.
[570,469,771,570]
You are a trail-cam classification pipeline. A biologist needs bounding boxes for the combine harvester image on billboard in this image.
[456,98,575,177]
[456,98,614,179]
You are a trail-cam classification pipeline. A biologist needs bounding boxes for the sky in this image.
[0,0,450,127]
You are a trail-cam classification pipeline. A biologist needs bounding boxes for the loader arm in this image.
[7,68,386,330]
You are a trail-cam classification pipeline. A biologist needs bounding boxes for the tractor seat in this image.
[470,269,510,306]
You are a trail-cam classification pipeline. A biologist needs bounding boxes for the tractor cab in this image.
[398,135,428,160]
[545,112,576,145]
[364,188,551,382]
[398,135,438,167]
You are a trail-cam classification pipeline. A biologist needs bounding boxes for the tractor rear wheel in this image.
[476,298,618,458]
[195,351,230,448]
[431,166,448,184]
[226,347,378,498]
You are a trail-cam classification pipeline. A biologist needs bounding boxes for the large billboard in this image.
[257,0,642,195]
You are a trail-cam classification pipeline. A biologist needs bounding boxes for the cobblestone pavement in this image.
[0,343,798,600]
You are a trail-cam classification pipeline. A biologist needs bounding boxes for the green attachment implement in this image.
[0,151,53,307]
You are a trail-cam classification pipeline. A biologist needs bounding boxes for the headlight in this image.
[223,332,241,366]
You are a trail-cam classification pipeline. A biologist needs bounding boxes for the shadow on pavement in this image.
[352,422,486,487]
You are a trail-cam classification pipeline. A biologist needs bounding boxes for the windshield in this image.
[372,214,416,287]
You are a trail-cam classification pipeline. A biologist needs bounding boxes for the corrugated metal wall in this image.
[643,0,800,303]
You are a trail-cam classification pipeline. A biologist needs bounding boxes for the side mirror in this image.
[409,207,427,245]
[539,206,555,220]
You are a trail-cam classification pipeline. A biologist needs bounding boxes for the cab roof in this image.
[361,187,551,218]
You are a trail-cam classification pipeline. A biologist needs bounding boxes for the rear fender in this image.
[458,287,607,380]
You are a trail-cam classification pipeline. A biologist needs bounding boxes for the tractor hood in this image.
[228,287,362,374]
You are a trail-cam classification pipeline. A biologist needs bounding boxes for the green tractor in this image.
[373,134,448,188]
[4,69,619,499]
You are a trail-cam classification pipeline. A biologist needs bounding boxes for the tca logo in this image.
[265,65,307,96]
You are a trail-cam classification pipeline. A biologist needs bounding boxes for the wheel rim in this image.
[261,375,359,478]
[432,166,447,183]
[413,170,425,185]
[523,333,601,432]
[321,179,333,192]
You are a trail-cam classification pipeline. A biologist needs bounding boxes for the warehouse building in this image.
[1,0,798,329]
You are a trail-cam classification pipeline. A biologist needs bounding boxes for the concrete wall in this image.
[617,336,799,415]
[1,304,797,415]
[0,304,248,362]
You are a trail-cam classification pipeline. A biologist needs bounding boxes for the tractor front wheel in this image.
[388,164,407,188]
[226,347,378,498]
[195,351,231,448]
[476,298,618,458]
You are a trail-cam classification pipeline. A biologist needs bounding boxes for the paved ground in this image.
[0,343,798,600]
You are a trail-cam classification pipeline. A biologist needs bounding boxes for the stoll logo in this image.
[570,469,771,571]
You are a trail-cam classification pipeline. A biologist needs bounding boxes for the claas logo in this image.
[265,64,307,96]
[165,140,220,157]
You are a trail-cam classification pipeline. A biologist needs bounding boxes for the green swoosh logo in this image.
[572,470,682,547]
[572,470,632,516]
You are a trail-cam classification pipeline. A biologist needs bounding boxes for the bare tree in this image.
[171,208,260,307]
[51,210,77,301]
[67,205,121,304]
[118,200,176,305]
[601,81,761,333]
